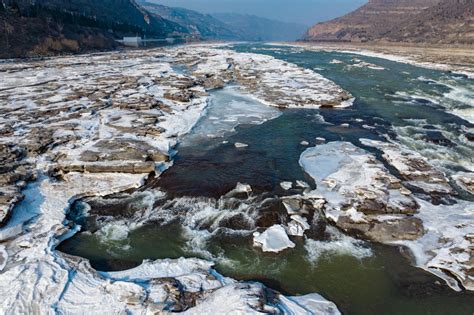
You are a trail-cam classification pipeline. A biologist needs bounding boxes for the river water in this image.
[58,44,474,314]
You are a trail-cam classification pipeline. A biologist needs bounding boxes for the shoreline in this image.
[273,41,474,77]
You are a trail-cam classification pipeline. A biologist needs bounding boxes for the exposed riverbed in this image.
[58,44,474,315]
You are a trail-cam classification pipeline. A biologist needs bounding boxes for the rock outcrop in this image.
[299,140,473,292]
[299,141,424,243]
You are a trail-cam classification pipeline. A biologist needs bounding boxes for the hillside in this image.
[303,0,441,42]
[213,13,307,41]
[139,1,307,42]
[139,1,239,40]
[380,0,474,45]
[0,0,188,58]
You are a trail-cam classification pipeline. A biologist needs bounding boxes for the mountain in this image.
[303,0,441,42]
[380,0,474,45]
[0,0,188,58]
[139,1,240,40]
[212,13,308,41]
[139,1,307,42]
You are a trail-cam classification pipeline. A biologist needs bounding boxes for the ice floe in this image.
[253,224,296,253]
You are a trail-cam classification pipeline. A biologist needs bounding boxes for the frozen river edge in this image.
[0,45,350,313]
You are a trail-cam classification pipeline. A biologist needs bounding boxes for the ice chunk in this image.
[280,181,293,190]
[296,180,310,188]
[253,225,295,253]
[234,142,248,148]
[279,293,341,315]
[287,215,310,236]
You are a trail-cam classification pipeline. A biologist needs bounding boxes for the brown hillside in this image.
[303,0,441,42]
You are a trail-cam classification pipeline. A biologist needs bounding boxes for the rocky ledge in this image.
[300,141,423,243]
[299,140,473,292]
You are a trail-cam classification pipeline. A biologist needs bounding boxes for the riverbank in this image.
[286,42,474,78]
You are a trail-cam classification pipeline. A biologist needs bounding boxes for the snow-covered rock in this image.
[300,140,473,292]
[191,47,354,109]
[280,181,293,190]
[279,293,341,315]
[452,172,474,195]
[299,141,421,229]
[0,245,7,272]
[360,139,454,198]
[296,180,310,188]
[287,215,311,237]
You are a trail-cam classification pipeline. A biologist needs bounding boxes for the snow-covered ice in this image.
[253,224,296,253]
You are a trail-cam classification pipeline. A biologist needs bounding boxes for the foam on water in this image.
[304,226,372,263]
[396,76,474,123]
[392,120,474,173]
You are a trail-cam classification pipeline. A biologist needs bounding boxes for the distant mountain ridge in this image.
[139,1,307,41]
[212,13,308,41]
[380,0,474,45]
[139,1,238,40]
[303,0,474,45]
[303,0,441,42]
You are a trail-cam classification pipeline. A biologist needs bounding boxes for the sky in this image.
[149,0,367,26]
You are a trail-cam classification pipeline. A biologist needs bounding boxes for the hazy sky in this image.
[149,0,367,26]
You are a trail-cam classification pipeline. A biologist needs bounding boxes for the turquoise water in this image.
[58,44,474,314]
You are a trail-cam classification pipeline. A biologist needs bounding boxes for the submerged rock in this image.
[224,182,252,199]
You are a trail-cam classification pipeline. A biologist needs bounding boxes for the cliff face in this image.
[303,0,441,42]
